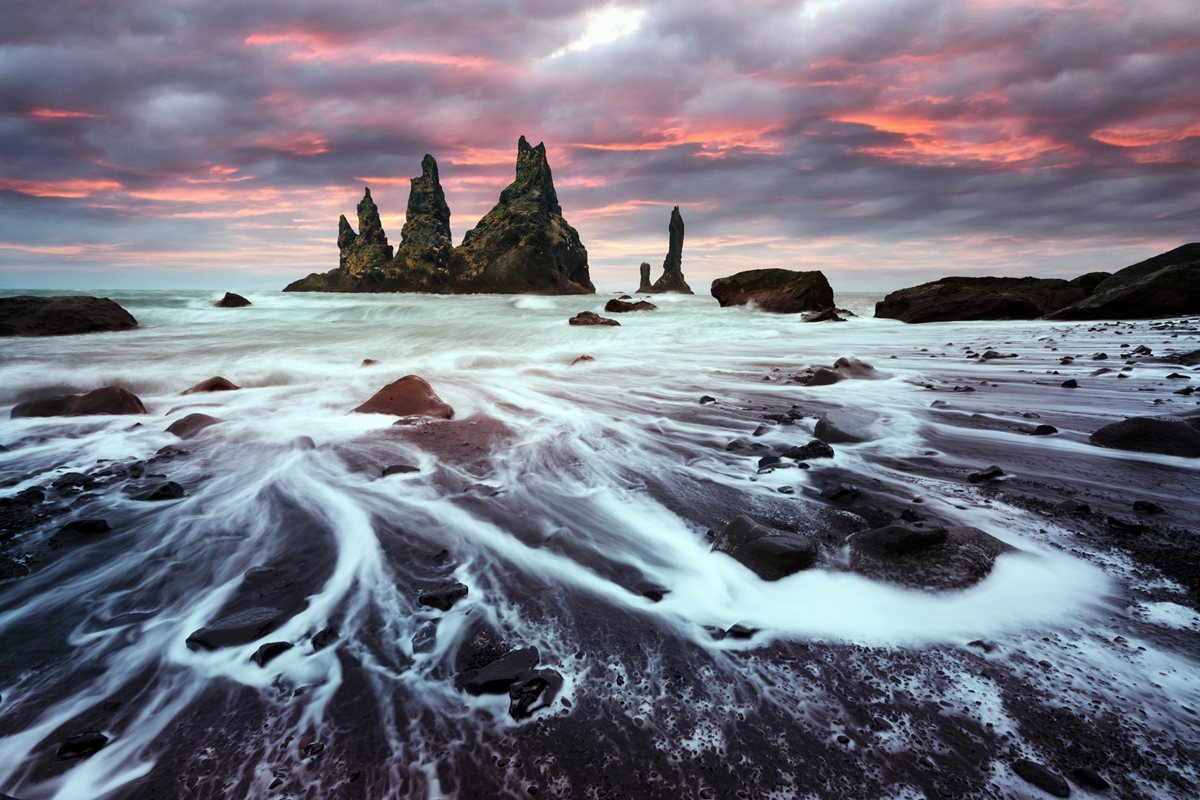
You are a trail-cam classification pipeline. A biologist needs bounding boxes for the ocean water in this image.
[0,289,1198,798]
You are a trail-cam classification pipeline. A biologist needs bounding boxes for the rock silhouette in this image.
[645,206,692,294]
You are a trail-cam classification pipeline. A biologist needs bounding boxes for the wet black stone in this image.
[58,730,108,759]
[1132,500,1164,514]
[463,647,540,695]
[1061,379,1079,388]
[418,582,468,611]
[967,465,1004,483]
[136,481,185,501]
[711,516,819,581]
[186,607,284,651]
[1012,759,1070,797]
[699,395,716,405]
[56,519,111,536]
[1107,516,1144,535]
[508,668,564,720]
[312,626,339,651]
[382,464,419,476]
[250,641,293,667]
[1030,425,1059,435]
[781,440,834,460]
[1069,766,1109,792]
[52,472,96,490]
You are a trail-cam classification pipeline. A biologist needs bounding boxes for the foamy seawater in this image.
[1,289,1197,799]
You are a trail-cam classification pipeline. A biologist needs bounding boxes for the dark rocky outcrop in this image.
[1089,415,1200,457]
[11,386,145,418]
[186,607,285,650]
[711,269,834,313]
[645,206,692,294]
[57,731,109,759]
[354,375,454,419]
[568,311,619,326]
[250,641,293,667]
[0,295,137,336]
[215,292,251,308]
[418,582,468,611]
[461,646,541,695]
[847,525,1013,590]
[1012,759,1071,798]
[165,413,223,439]
[637,262,653,293]
[875,277,1086,323]
[711,516,819,581]
[792,357,879,387]
[1048,243,1200,320]
[455,137,594,294]
[182,376,239,395]
[604,299,657,313]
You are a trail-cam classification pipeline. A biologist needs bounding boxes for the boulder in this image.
[604,299,657,313]
[11,386,145,418]
[569,311,619,326]
[711,516,819,581]
[250,641,293,667]
[875,277,1086,323]
[215,292,251,308]
[848,525,1013,590]
[793,357,878,387]
[354,375,454,419]
[711,269,834,313]
[186,606,284,650]
[165,413,222,439]
[418,582,468,611]
[1012,759,1070,798]
[1048,243,1200,320]
[462,647,541,695]
[0,295,137,336]
[645,206,693,293]
[509,668,564,719]
[637,262,653,293]
[57,731,109,759]
[814,408,879,443]
[182,376,239,394]
[802,307,845,322]
[1089,415,1200,457]
[454,137,594,294]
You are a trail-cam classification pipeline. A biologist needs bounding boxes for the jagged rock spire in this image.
[398,155,453,274]
[356,187,389,247]
[648,205,693,294]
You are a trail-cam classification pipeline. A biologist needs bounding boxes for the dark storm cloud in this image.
[0,0,1197,289]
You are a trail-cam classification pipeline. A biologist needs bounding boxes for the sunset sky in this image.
[1,0,1198,291]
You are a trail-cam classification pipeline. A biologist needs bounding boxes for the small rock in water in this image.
[361,358,379,366]
[1055,499,1091,515]
[710,516,819,581]
[57,731,109,759]
[418,582,468,611]
[1132,499,1164,514]
[967,465,1004,483]
[568,311,619,326]
[182,376,239,395]
[250,641,293,667]
[509,668,564,720]
[699,395,716,404]
[569,354,594,366]
[354,375,454,419]
[604,298,657,313]
[382,464,420,476]
[1107,516,1145,535]
[1061,379,1079,388]
[782,440,835,460]
[215,292,251,308]
[1011,759,1070,798]
[136,481,185,501]
[311,626,339,651]
[165,413,222,439]
[186,607,284,650]
[1093,352,1108,360]
[57,519,111,536]
[1030,424,1059,435]
[11,386,146,418]
[463,647,541,695]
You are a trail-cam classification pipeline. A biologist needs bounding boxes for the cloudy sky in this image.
[1,0,1197,291]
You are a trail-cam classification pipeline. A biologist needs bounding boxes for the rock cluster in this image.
[285,138,593,295]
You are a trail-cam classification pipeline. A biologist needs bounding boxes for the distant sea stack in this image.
[875,243,1200,322]
[643,206,693,294]
[637,262,653,293]
[455,136,593,294]
[284,138,594,295]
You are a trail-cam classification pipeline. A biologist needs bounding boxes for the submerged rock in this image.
[604,298,657,313]
[1012,759,1071,798]
[418,582,468,611]
[814,408,879,443]
[186,607,285,650]
[711,269,834,313]
[1089,415,1200,457]
[711,516,819,581]
[645,206,693,294]
[57,731,109,759]
[848,525,1013,590]
[462,647,541,695]
[354,375,454,419]
[165,413,222,438]
[455,137,594,294]
[569,311,619,326]
[215,292,251,308]
[135,481,185,501]
[0,295,138,336]
[182,376,239,395]
[251,641,293,667]
[792,356,879,387]
[11,386,146,418]
[509,668,564,719]
[875,276,1087,323]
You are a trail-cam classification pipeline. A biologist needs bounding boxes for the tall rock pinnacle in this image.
[638,262,653,293]
[336,188,394,275]
[454,136,594,294]
[398,154,453,277]
[647,206,692,293]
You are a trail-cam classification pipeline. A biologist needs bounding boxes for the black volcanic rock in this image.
[11,386,146,418]
[215,292,251,308]
[848,525,1013,590]
[605,299,657,313]
[711,516,819,581]
[637,261,653,293]
[396,154,454,285]
[285,187,398,292]
[875,276,1086,323]
[1089,415,1200,457]
[454,137,594,294]
[1048,243,1200,320]
[646,206,692,294]
[569,311,619,326]
[0,295,137,336]
[711,269,834,313]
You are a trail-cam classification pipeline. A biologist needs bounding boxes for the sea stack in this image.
[454,137,594,294]
[646,206,693,294]
[637,262,653,293]
[397,154,454,286]
[341,188,394,274]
